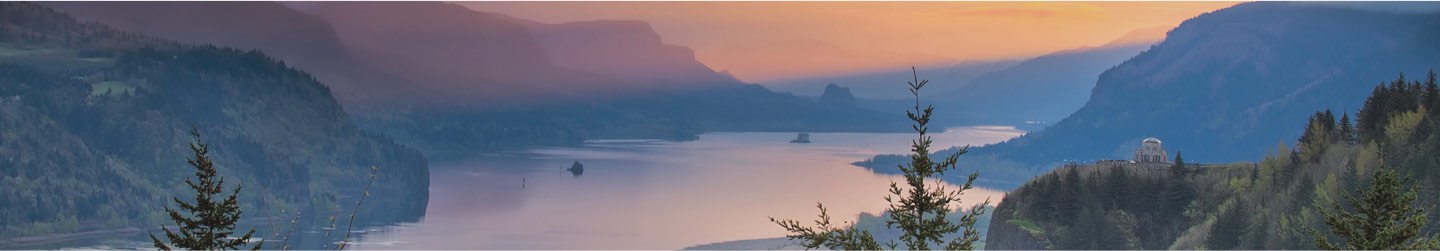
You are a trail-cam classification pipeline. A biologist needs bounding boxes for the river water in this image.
[348,126,1025,249]
[40,126,1024,250]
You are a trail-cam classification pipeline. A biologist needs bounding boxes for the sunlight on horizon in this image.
[463,1,1239,83]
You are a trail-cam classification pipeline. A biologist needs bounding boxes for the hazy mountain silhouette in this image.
[863,2,1440,184]
[294,2,897,153]
[707,38,959,86]
[42,1,440,105]
[46,1,745,104]
[937,27,1164,125]
[303,1,606,103]
[788,27,1161,126]
[765,60,1018,99]
[508,18,744,88]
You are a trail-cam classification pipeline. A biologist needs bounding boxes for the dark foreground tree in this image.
[150,127,258,250]
[771,68,988,250]
[1311,158,1440,250]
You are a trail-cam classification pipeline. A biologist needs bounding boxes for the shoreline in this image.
[682,236,799,250]
[0,227,142,248]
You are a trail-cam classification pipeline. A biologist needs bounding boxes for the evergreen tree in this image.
[1244,216,1271,249]
[1323,109,1340,143]
[772,69,987,250]
[1300,111,1338,162]
[1423,70,1438,111]
[1311,158,1440,250]
[1339,112,1357,145]
[1053,167,1083,224]
[1059,205,1104,249]
[1032,173,1062,222]
[1291,175,1317,215]
[1171,153,1187,177]
[1103,166,1132,210]
[150,128,258,250]
[1162,153,1195,224]
[1359,84,1390,142]
[1207,200,1251,250]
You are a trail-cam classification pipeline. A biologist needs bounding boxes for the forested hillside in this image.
[0,2,427,241]
[862,2,1440,187]
[987,72,1440,249]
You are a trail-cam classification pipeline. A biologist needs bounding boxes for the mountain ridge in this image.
[0,2,428,244]
[861,1,1440,187]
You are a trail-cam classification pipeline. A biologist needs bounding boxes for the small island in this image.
[789,132,811,144]
[566,161,585,176]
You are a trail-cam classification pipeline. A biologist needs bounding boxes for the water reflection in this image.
[352,126,1025,250]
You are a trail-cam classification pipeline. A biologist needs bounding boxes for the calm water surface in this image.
[349,126,1025,249]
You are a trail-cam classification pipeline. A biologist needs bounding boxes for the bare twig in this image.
[262,195,277,249]
[336,166,379,250]
[321,214,338,250]
[278,210,300,250]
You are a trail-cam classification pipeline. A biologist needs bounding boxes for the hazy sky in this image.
[463,2,1239,83]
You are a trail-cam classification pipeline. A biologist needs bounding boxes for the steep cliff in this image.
[0,2,428,240]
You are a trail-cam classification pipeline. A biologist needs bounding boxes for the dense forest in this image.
[0,2,427,242]
[988,72,1440,249]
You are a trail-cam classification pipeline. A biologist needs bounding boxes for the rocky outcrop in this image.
[986,203,1051,250]
[818,83,856,107]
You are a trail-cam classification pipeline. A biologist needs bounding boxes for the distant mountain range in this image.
[770,26,1165,126]
[42,1,434,104]
[935,29,1159,126]
[47,1,751,104]
[47,1,902,157]
[763,60,1019,100]
[862,2,1440,187]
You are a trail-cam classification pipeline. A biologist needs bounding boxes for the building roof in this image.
[1143,137,1162,144]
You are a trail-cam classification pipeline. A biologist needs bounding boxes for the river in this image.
[43,126,1025,250]
[350,126,1025,249]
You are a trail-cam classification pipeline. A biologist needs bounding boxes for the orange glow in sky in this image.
[463,2,1240,83]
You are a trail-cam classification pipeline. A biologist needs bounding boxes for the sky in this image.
[463,2,1240,83]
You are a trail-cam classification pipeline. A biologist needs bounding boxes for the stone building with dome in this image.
[1056,137,1257,180]
[1134,137,1169,163]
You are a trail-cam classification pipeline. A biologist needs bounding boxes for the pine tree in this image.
[1170,153,1187,177]
[1358,84,1389,142]
[1053,166,1083,224]
[150,127,258,250]
[1339,112,1357,145]
[1207,200,1250,250]
[1423,70,1438,111]
[1323,109,1339,143]
[1103,166,1132,210]
[1031,173,1061,222]
[1300,111,1337,162]
[1311,158,1440,250]
[772,68,988,250]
